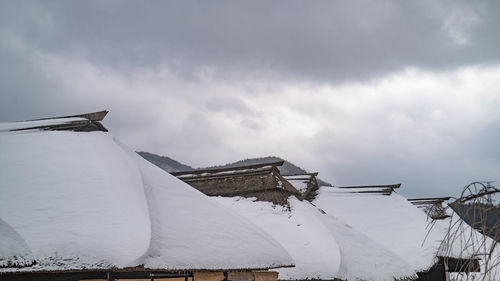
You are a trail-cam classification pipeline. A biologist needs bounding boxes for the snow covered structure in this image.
[0,112,293,281]
[174,168,422,280]
[282,173,319,201]
[408,197,452,220]
[313,185,483,281]
[214,196,418,281]
[171,161,302,205]
[172,162,326,206]
[177,160,492,281]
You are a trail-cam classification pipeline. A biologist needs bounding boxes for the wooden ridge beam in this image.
[171,161,285,176]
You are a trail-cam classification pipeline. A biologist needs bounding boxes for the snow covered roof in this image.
[0,119,293,273]
[313,186,477,273]
[215,196,417,281]
[0,218,34,268]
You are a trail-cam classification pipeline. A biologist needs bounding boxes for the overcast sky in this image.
[1,0,500,198]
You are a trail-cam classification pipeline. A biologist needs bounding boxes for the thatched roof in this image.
[313,186,486,274]
[0,113,294,274]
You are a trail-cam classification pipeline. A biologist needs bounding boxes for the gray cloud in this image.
[2,0,500,83]
[1,1,500,198]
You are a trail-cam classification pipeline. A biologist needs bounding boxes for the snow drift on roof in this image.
[314,187,450,272]
[319,212,416,281]
[0,128,293,272]
[0,218,31,267]
[215,196,417,281]
[315,186,500,279]
[314,187,441,271]
[215,196,341,280]
[433,208,500,280]
[124,142,294,270]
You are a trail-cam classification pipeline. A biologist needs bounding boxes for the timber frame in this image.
[9,110,109,132]
[408,197,452,220]
[333,184,401,196]
[282,173,320,201]
[172,161,302,205]
[1,270,280,281]
[416,256,480,281]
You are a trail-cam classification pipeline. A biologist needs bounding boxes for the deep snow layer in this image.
[313,186,500,278]
[215,196,417,281]
[314,187,443,272]
[0,129,293,272]
[0,218,32,267]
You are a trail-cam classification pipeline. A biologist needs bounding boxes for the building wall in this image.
[1,271,279,281]
[181,169,300,205]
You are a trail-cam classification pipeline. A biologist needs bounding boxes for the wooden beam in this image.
[253,272,278,281]
[171,161,285,176]
[281,172,318,177]
[176,167,274,181]
[227,272,253,281]
[193,272,224,281]
[408,197,452,202]
[335,184,401,189]
[28,110,109,122]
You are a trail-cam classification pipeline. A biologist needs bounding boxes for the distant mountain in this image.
[205,156,333,187]
[137,151,194,172]
[138,152,333,187]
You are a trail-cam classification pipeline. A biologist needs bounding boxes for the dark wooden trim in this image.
[439,256,481,272]
[176,168,276,181]
[282,172,318,177]
[457,189,500,203]
[329,188,395,196]
[408,197,452,202]
[335,184,401,189]
[210,187,302,198]
[27,110,109,122]
[411,201,448,205]
[0,265,294,280]
[347,189,394,195]
[0,271,193,281]
[9,120,108,132]
[171,161,285,176]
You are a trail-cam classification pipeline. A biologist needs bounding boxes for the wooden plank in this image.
[9,120,90,132]
[28,110,109,122]
[335,184,401,189]
[177,168,274,181]
[408,197,451,201]
[155,278,191,281]
[457,189,500,203]
[282,172,318,177]
[171,161,284,176]
[227,272,254,281]
[253,272,278,281]
[193,272,224,281]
